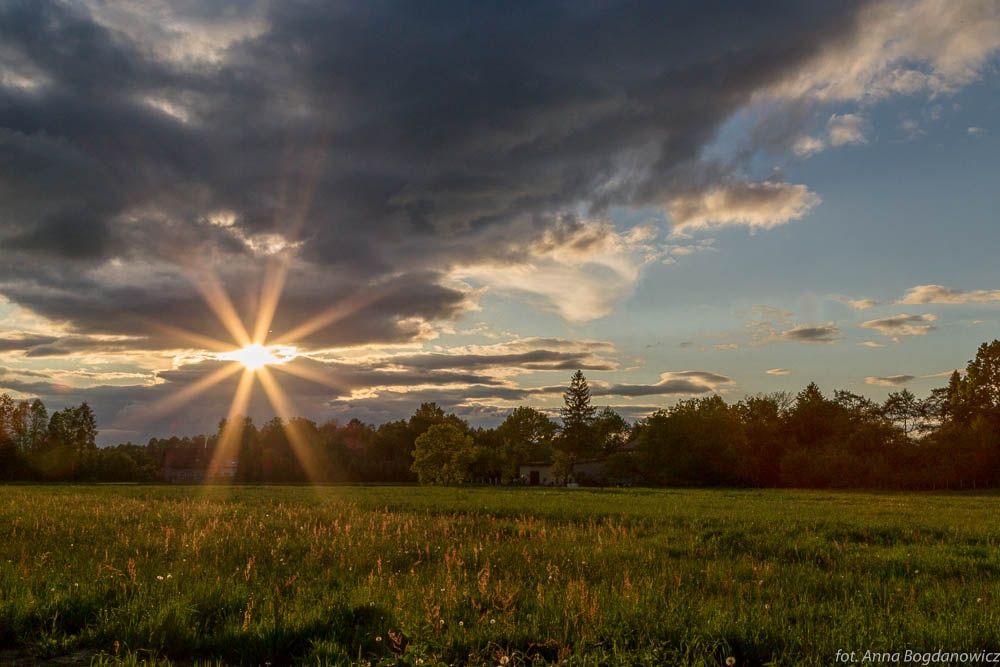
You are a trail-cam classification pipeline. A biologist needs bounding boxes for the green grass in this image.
[1,486,999,665]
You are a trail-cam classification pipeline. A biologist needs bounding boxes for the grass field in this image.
[1,486,998,666]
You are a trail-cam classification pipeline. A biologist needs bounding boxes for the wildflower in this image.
[500,657,510,665]
[376,636,382,642]
[459,621,464,627]
[439,619,445,625]
[726,658,736,666]
[490,618,496,624]
[156,575,164,581]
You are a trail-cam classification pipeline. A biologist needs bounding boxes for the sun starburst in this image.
[137,245,382,485]
[218,343,297,371]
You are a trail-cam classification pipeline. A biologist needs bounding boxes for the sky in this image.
[0,0,998,444]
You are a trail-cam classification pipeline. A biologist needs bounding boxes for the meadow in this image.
[0,486,998,666]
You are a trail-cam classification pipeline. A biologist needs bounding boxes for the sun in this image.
[140,251,380,484]
[219,343,296,371]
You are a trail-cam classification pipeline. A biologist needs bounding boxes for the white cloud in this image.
[765,0,1000,103]
[667,181,820,231]
[922,369,963,379]
[780,324,841,344]
[861,313,938,338]
[766,368,791,376]
[968,126,987,136]
[83,0,269,66]
[827,113,870,146]
[454,220,659,322]
[865,374,915,387]
[792,135,825,157]
[833,296,879,310]
[859,340,885,348]
[899,284,1000,304]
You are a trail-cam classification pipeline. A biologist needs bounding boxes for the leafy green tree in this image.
[551,449,575,484]
[411,423,478,485]
[735,392,791,486]
[593,406,630,454]
[965,340,1000,421]
[633,396,743,485]
[26,399,48,453]
[0,394,14,444]
[496,406,556,479]
[409,402,465,439]
[71,403,98,452]
[884,389,921,441]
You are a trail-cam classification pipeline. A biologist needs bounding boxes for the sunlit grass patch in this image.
[1,486,998,665]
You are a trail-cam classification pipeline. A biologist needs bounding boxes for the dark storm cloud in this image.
[0,0,870,346]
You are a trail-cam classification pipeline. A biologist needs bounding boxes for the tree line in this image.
[1,339,999,488]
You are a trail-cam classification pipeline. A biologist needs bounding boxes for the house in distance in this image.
[161,445,238,483]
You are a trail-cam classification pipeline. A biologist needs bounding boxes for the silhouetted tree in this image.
[559,370,597,458]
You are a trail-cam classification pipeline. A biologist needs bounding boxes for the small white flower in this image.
[156,575,164,581]
[490,618,496,624]
[459,621,464,627]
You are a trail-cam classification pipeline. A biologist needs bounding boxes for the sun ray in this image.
[268,360,344,391]
[251,255,290,345]
[257,366,326,483]
[141,320,238,353]
[206,368,255,480]
[189,269,252,348]
[249,137,328,345]
[123,362,243,427]
[270,289,384,346]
